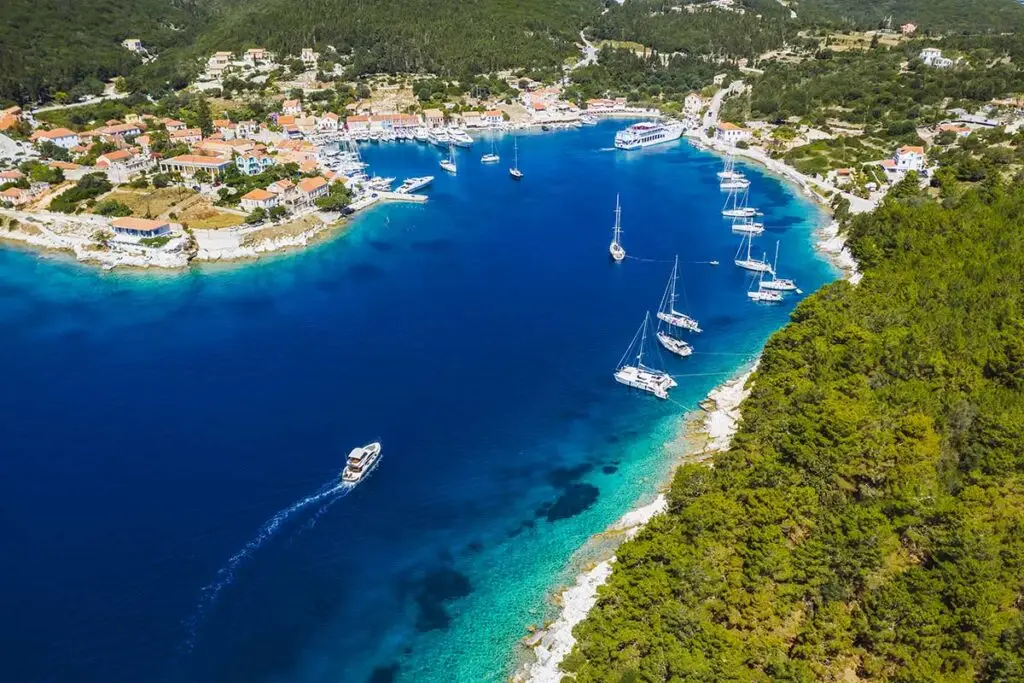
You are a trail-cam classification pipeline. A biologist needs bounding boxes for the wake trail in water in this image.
[180,479,353,651]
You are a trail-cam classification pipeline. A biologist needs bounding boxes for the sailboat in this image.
[722,186,758,219]
[759,241,800,292]
[731,216,765,236]
[718,155,749,189]
[734,232,773,273]
[481,136,500,163]
[440,142,457,174]
[609,194,626,262]
[614,312,678,399]
[656,255,701,332]
[509,138,523,179]
[747,266,784,303]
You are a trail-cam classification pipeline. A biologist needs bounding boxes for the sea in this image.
[0,122,836,683]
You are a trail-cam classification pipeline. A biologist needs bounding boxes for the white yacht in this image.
[657,330,693,357]
[720,176,750,190]
[609,194,625,262]
[429,129,451,147]
[413,128,429,143]
[580,114,598,126]
[614,313,678,399]
[656,255,701,332]
[734,233,774,274]
[614,121,684,150]
[449,128,474,147]
[341,442,382,484]
[481,138,500,163]
[722,186,759,219]
[759,241,799,292]
[748,269,784,303]
[440,143,457,174]
[396,176,434,194]
[731,217,765,236]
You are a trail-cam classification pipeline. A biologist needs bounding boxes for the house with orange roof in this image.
[244,48,269,66]
[715,122,751,145]
[111,217,172,239]
[296,176,328,204]
[276,115,297,127]
[32,128,80,150]
[282,99,302,116]
[169,128,203,145]
[48,161,81,172]
[1,187,34,206]
[1,106,23,120]
[240,188,279,212]
[95,150,134,169]
[162,118,187,132]
[895,145,926,173]
[0,115,19,132]
[0,169,25,182]
[267,179,295,197]
[483,110,504,126]
[237,120,260,138]
[102,123,143,139]
[937,123,971,138]
[346,115,371,133]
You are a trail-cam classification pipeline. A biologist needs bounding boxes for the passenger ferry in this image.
[614,121,684,150]
[341,442,382,484]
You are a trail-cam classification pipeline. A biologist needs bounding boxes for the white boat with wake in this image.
[609,194,625,262]
[722,186,759,219]
[614,121,684,150]
[759,241,800,292]
[734,232,774,274]
[656,255,701,332]
[396,176,434,194]
[614,313,677,399]
[341,442,382,484]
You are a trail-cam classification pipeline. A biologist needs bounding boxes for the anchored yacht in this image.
[609,194,625,262]
[614,313,677,399]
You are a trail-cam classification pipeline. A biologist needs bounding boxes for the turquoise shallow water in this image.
[0,122,836,683]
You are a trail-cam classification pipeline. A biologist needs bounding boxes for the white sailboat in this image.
[759,241,800,292]
[722,186,758,219]
[734,232,774,273]
[509,138,523,179]
[609,194,626,262]
[747,267,784,303]
[717,154,743,180]
[614,312,678,399]
[731,216,765,236]
[439,142,457,174]
[656,255,701,332]
[481,136,500,163]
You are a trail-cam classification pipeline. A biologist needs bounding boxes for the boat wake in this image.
[181,479,353,650]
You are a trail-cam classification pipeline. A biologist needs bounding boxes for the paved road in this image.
[704,80,746,129]
[31,90,128,115]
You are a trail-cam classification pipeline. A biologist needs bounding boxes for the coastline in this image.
[512,136,867,681]
[512,363,758,683]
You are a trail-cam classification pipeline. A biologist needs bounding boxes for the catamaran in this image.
[747,268,784,303]
[722,186,759,219]
[734,232,774,273]
[759,241,800,292]
[614,312,678,399]
[731,216,765,236]
[656,255,701,332]
[509,138,523,179]
[440,143,457,174]
[341,442,382,484]
[609,194,625,262]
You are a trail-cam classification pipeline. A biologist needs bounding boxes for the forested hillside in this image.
[0,0,208,104]
[565,179,1024,681]
[795,0,1024,33]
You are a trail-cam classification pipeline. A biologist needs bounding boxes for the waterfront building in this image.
[159,154,232,178]
[110,217,171,238]
[296,176,329,204]
[318,113,340,132]
[240,189,279,212]
[715,122,752,145]
[423,109,446,128]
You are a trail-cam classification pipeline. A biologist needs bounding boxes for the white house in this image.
[715,122,751,145]
[346,115,371,134]
[296,176,329,204]
[483,110,504,126]
[33,128,80,150]
[318,112,340,132]
[237,120,260,138]
[282,99,302,116]
[240,188,279,212]
[207,51,232,73]
[684,93,704,114]
[920,48,955,68]
[122,38,143,53]
[300,48,318,68]
[895,145,926,172]
[244,48,269,66]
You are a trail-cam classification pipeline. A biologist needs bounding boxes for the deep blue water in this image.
[0,122,835,683]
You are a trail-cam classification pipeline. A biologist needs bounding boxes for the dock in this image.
[379,191,428,203]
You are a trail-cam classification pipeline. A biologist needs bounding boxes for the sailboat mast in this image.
[613,194,622,243]
[670,255,679,310]
[772,241,780,278]
[637,313,647,367]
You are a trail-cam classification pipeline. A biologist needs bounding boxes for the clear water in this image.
[0,122,836,683]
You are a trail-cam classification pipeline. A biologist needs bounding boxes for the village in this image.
[2,30,1023,269]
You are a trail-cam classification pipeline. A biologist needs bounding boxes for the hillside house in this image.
[159,154,232,178]
[111,217,171,238]
[282,99,303,116]
[715,122,751,145]
[240,188,279,212]
[318,113,340,132]
[296,176,328,204]
[122,38,143,52]
[235,152,275,176]
[33,128,80,150]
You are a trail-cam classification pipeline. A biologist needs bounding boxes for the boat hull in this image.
[735,259,774,273]
[656,310,700,332]
[614,122,684,150]
[657,331,693,357]
[610,242,625,261]
[614,366,675,399]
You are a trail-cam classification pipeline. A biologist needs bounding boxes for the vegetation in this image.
[797,0,1024,33]
[50,173,112,213]
[92,199,133,217]
[314,182,352,211]
[139,234,171,248]
[568,177,1024,681]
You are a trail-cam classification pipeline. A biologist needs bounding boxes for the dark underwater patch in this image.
[544,483,600,522]
[346,262,386,279]
[367,239,396,252]
[602,465,618,475]
[411,238,450,252]
[547,463,593,488]
[413,567,472,632]
[368,664,400,683]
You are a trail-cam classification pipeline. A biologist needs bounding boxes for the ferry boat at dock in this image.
[396,176,434,194]
[614,121,684,150]
[341,442,382,484]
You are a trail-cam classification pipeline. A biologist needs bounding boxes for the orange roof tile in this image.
[242,189,276,201]
[297,176,327,193]
[111,217,169,232]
